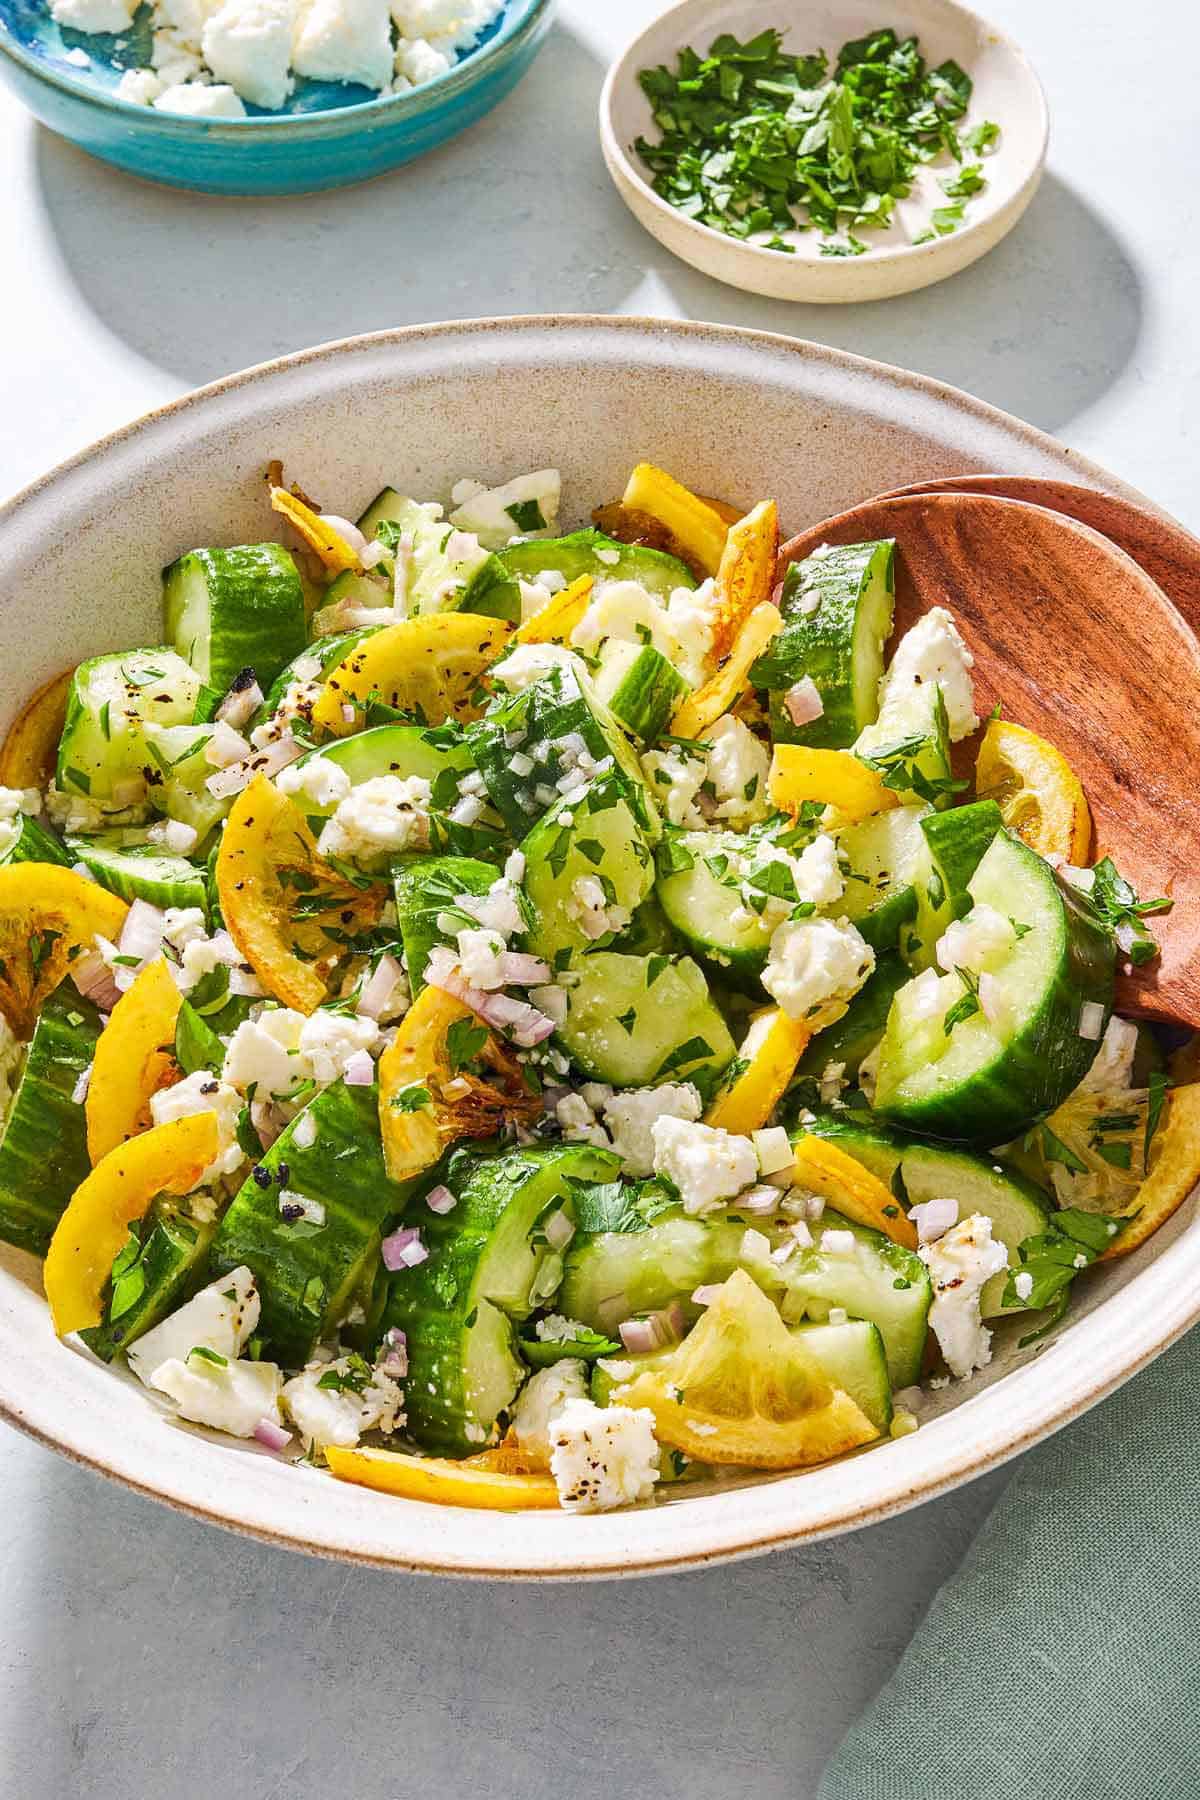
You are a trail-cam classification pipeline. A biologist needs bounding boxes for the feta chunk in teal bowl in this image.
[0,0,552,194]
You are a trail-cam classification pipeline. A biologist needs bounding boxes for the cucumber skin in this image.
[392,854,497,994]
[81,1206,216,1363]
[210,1081,422,1369]
[0,816,70,868]
[65,836,208,912]
[920,801,1004,919]
[875,845,1116,1144]
[163,545,307,693]
[461,529,696,618]
[381,1143,619,1456]
[753,541,895,748]
[596,644,690,743]
[0,990,102,1256]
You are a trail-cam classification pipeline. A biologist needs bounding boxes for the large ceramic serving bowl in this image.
[2,315,1197,1578]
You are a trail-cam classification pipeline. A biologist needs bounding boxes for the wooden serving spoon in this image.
[778,492,1200,1028]
[871,475,1200,637]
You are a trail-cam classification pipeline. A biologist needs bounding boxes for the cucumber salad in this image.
[0,458,1194,1517]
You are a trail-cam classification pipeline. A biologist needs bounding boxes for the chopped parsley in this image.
[634,27,997,253]
[506,498,547,534]
[1084,857,1172,966]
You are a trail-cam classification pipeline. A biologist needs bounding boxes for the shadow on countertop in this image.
[1,1426,1008,1800]
[31,18,1142,442]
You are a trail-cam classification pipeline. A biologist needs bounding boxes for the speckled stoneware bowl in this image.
[2,316,1196,1578]
[601,0,1048,302]
[0,0,552,194]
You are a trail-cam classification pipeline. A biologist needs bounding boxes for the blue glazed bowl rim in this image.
[0,0,549,134]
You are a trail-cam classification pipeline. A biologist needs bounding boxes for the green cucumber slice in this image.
[836,805,930,955]
[656,828,773,984]
[57,649,202,809]
[874,831,1115,1142]
[461,529,697,621]
[380,1142,619,1455]
[286,724,477,815]
[803,1108,1052,1316]
[609,893,678,956]
[66,832,207,911]
[211,1080,422,1368]
[592,642,690,743]
[906,799,1006,967]
[0,990,102,1256]
[466,661,655,841]
[354,488,489,616]
[556,951,735,1088]
[81,1198,217,1362]
[392,855,500,994]
[793,1319,893,1431]
[142,723,228,841]
[753,540,895,748]
[790,951,910,1087]
[163,544,306,694]
[0,815,70,868]
[522,774,656,965]
[561,1204,929,1388]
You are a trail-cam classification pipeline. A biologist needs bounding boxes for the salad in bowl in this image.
[0,458,1194,1518]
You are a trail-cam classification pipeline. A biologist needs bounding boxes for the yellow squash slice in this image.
[705,1008,810,1134]
[621,463,730,577]
[377,984,539,1182]
[269,485,362,574]
[1100,1084,1200,1260]
[86,958,182,1165]
[768,745,897,825]
[311,614,511,736]
[710,500,779,663]
[509,573,593,646]
[613,1270,877,1469]
[0,863,128,1039]
[671,603,783,740]
[326,1445,560,1510]
[44,1112,218,1336]
[217,775,384,1013]
[790,1134,918,1251]
[0,669,73,788]
[975,717,1091,862]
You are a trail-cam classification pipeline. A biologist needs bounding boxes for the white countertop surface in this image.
[0,2,1194,1794]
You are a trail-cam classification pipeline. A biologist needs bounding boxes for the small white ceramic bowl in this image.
[600,0,1049,302]
[1,317,1194,1579]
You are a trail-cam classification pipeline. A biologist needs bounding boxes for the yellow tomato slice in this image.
[1100,1084,1200,1260]
[509,573,593,646]
[614,1270,877,1469]
[975,718,1091,862]
[86,958,182,1165]
[710,500,779,663]
[326,1445,561,1510]
[269,486,362,574]
[790,1134,918,1251]
[0,669,72,789]
[217,775,384,1013]
[44,1112,218,1336]
[311,614,511,736]
[0,863,128,1039]
[768,745,896,824]
[377,984,539,1182]
[671,603,782,739]
[705,1009,810,1134]
[621,463,730,577]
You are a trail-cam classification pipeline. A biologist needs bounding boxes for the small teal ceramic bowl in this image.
[0,0,552,194]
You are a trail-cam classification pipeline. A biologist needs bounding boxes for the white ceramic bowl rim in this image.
[0,0,545,131]
[599,0,1050,269]
[1,314,1195,1581]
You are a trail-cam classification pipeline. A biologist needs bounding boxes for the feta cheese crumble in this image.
[878,606,979,743]
[511,1359,589,1468]
[127,1266,259,1388]
[316,774,432,863]
[281,1354,404,1452]
[918,1213,1009,1379]
[149,1069,246,1183]
[651,1116,758,1214]
[761,915,875,1028]
[548,1397,660,1512]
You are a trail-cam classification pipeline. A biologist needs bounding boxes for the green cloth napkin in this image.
[819,1327,1200,1800]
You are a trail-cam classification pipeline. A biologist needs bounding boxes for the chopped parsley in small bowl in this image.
[599,0,1048,303]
